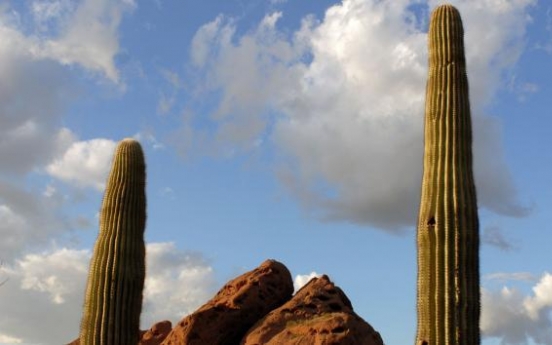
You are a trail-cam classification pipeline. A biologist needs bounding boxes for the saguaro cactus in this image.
[416,4,480,345]
[80,138,147,345]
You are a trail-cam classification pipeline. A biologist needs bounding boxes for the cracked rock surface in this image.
[161,259,293,345]
[241,275,384,345]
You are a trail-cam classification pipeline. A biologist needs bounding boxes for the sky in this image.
[0,0,550,344]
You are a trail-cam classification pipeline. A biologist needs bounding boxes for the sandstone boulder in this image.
[241,275,384,345]
[140,320,172,345]
[161,259,293,345]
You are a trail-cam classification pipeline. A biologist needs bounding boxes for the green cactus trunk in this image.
[80,138,147,345]
[415,5,480,345]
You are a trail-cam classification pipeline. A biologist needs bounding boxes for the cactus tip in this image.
[120,137,140,145]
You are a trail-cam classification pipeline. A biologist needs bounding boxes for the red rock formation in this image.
[140,320,172,345]
[241,275,385,345]
[68,261,386,345]
[161,259,293,345]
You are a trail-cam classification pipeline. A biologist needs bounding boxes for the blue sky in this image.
[0,0,551,344]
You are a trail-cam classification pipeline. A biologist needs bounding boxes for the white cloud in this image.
[0,334,23,344]
[134,132,165,150]
[0,0,131,176]
[0,204,29,253]
[0,22,75,174]
[0,181,69,260]
[141,242,216,327]
[30,0,76,32]
[294,271,321,292]
[46,137,117,190]
[190,15,229,68]
[19,248,89,305]
[0,250,89,345]
[0,0,132,261]
[0,0,133,84]
[38,0,135,83]
[525,274,552,321]
[0,243,215,345]
[183,0,534,231]
[482,272,552,344]
[484,272,537,283]
[430,0,537,106]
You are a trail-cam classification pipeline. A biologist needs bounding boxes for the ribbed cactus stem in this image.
[80,138,147,345]
[416,5,480,345]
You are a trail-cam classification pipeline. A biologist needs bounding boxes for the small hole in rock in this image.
[329,302,342,311]
[317,294,330,301]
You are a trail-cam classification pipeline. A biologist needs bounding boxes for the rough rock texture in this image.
[161,259,293,345]
[67,320,172,345]
[241,275,384,345]
[69,261,386,345]
[140,320,172,345]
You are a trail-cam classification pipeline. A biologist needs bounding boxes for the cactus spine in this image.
[416,5,480,345]
[80,138,147,345]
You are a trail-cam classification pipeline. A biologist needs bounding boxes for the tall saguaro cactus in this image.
[416,5,480,345]
[80,138,147,345]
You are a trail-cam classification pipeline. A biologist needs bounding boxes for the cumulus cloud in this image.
[0,0,133,261]
[36,0,135,82]
[482,272,552,344]
[141,242,216,327]
[46,132,167,191]
[294,271,321,292]
[30,0,76,32]
[0,31,75,175]
[0,181,69,260]
[46,137,117,190]
[0,0,131,177]
[183,0,533,231]
[188,11,309,153]
[0,0,133,83]
[0,243,216,345]
[0,249,89,345]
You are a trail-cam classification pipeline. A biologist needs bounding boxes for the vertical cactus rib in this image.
[80,138,147,345]
[416,5,480,345]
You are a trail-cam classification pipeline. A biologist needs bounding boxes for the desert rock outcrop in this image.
[161,259,293,345]
[68,260,385,345]
[140,320,172,345]
[241,275,384,345]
